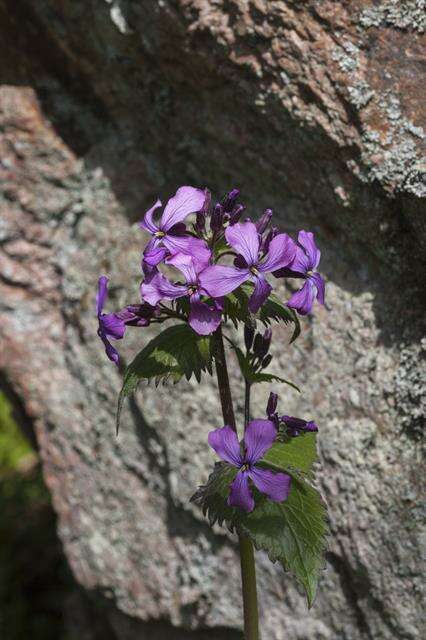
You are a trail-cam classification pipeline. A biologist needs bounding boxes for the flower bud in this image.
[222,188,240,213]
[244,324,255,351]
[266,392,278,417]
[261,354,273,369]
[256,208,273,234]
[210,203,224,231]
[253,332,264,356]
[261,226,279,252]
[229,203,246,225]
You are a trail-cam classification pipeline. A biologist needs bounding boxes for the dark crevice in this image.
[0,372,38,450]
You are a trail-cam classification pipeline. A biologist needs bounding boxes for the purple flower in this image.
[199,221,296,313]
[96,277,158,365]
[139,186,209,267]
[282,416,318,437]
[208,420,291,512]
[274,230,325,315]
[140,252,223,335]
[96,276,127,365]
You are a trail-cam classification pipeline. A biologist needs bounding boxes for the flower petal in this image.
[163,234,211,265]
[310,272,325,305]
[139,199,161,233]
[258,233,296,273]
[189,300,222,335]
[100,312,126,340]
[96,276,109,317]
[298,230,321,270]
[143,240,168,267]
[161,186,206,230]
[248,467,291,502]
[287,279,315,315]
[225,221,260,266]
[140,271,187,306]
[244,419,277,464]
[199,265,250,298]
[248,275,272,313]
[208,425,242,466]
[228,470,255,512]
[99,332,120,366]
[166,251,210,285]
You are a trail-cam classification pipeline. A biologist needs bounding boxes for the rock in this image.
[0,2,424,639]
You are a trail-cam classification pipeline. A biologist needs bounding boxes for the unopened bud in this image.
[210,204,224,231]
[222,188,240,213]
[266,392,278,417]
[229,203,246,225]
[256,209,273,234]
[262,354,272,369]
[244,324,255,351]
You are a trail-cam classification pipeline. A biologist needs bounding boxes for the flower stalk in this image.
[213,326,259,640]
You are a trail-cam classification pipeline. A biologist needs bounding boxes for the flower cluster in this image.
[96,185,325,365]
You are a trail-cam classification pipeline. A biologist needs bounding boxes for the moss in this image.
[0,392,71,639]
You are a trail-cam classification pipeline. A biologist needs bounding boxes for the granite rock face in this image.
[0,2,425,639]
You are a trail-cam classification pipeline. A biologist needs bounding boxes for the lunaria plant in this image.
[96,185,329,639]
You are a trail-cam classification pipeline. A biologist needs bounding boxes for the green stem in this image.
[239,536,260,640]
[213,327,260,640]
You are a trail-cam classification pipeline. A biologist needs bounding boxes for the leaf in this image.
[248,372,300,392]
[192,461,329,608]
[260,433,318,478]
[224,283,300,343]
[116,324,213,432]
[227,341,300,392]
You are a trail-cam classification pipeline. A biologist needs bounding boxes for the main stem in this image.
[213,326,260,640]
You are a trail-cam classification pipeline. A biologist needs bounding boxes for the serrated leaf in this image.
[248,372,300,392]
[227,341,300,392]
[116,324,213,432]
[192,461,328,607]
[224,283,300,342]
[260,433,318,478]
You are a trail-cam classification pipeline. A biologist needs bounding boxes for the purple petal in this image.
[100,312,126,340]
[208,425,242,466]
[298,230,321,270]
[225,222,259,266]
[228,470,255,512]
[166,250,211,284]
[248,467,291,502]
[99,332,120,366]
[244,419,277,464]
[189,300,222,335]
[199,265,250,298]
[163,235,211,265]
[258,233,296,274]
[139,199,162,233]
[96,276,109,317]
[143,240,168,267]
[310,272,325,305]
[166,253,198,284]
[287,279,315,315]
[286,245,310,276]
[160,186,206,231]
[140,271,187,306]
[248,276,272,313]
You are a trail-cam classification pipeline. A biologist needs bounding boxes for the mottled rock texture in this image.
[0,2,425,639]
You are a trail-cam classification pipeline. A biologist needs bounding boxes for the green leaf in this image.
[258,291,301,343]
[227,341,300,392]
[116,324,213,432]
[260,433,318,478]
[192,461,329,608]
